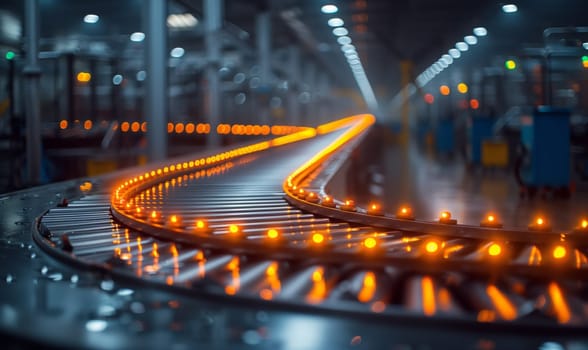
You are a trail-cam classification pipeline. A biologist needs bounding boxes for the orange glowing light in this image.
[76,71,91,83]
[175,123,184,134]
[470,99,480,110]
[229,224,240,234]
[440,85,450,96]
[536,217,544,226]
[83,120,92,130]
[167,123,174,133]
[59,120,68,130]
[425,241,439,254]
[486,285,517,320]
[548,282,571,323]
[553,245,567,259]
[487,215,495,222]
[582,219,588,229]
[131,122,140,133]
[185,123,195,134]
[267,228,279,239]
[195,220,207,230]
[457,83,468,94]
[358,272,376,302]
[141,122,147,132]
[401,207,409,214]
[364,237,377,249]
[422,276,436,316]
[312,233,325,244]
[440,211,451,219]
[488,243,502,257]
[121,122,130,132]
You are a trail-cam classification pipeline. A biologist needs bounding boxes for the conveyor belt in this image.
[32,114,588,338]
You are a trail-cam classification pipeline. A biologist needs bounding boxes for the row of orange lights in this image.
[111,116,360,227]
[296,187,588,234]
[58,119,309,136]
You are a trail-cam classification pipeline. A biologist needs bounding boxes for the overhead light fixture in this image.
[130,32,145,42]
[456,42,469,52]
[340,44,356,52]
[167,13,198,28]
[348,58,361,65]
[83,14,99,24]
[170,47,185,58]
[502,4,518,13]
[442,54,453,65]
[321,4,338,14]
[328,18,344,27]
[333,27,349,36]
[345,53,358,60]
[337,36,352,45]
[464,35,478,45]
[473,27,488,37]
[583,42,588,50]
[449,48,461,59]
[438,60,448,68]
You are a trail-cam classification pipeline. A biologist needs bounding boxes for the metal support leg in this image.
[24,0,42,185]
[144,0,168,161]
[205,0,223,148]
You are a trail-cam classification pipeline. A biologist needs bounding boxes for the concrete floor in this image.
[350,134,588,232]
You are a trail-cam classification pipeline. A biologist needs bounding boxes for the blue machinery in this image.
[520,107,571,195]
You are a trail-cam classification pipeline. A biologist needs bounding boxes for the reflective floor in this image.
[348,130,588,232]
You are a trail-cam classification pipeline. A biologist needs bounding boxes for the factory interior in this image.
[2,0,588,348]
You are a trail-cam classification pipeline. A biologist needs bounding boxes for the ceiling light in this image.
[438,60,448,68]
[340,44,355,52]
[170,47,185,58]
[333,27,348,36]
[337,36,352,45]
[328,18,344,27]
[449,49,461,58]
[321,4,338,14]
[84,14,99,24]
[583,42,588,50]
[348,58,361,65]
[473,27,488,37]
[502,4,518,13]
[167,13,198,28]
[464,35,478,45]
[456,42,469,52]
[130,32,145,42]
[442,54,453,65]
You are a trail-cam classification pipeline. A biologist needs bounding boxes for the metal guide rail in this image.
[34,114,588,338]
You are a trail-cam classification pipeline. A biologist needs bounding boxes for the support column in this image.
[287,46,300,125]
[24,0,42,185]
[400,60,413,145]
[205,0,223,148]
[317,73,329,123]
[144,0,167,161]
[256,11,271,125]
[303,63,316,125]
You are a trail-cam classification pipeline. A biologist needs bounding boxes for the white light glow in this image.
[442,54,453,65]
[473,27,488,37]
[112,74,123,85]
[502,4,518,13]
[328,18,344,27]
[337,36,352,45]
[449,48,461,58]
[333,27,349,36]
[130,32,145,42]
[464,35,478,45]
[340,44,356,53]
[167,13,198,28]
[321,4,338,14]
[84,14,99,24]
[456,42,469,52]
[170,47,185,58]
